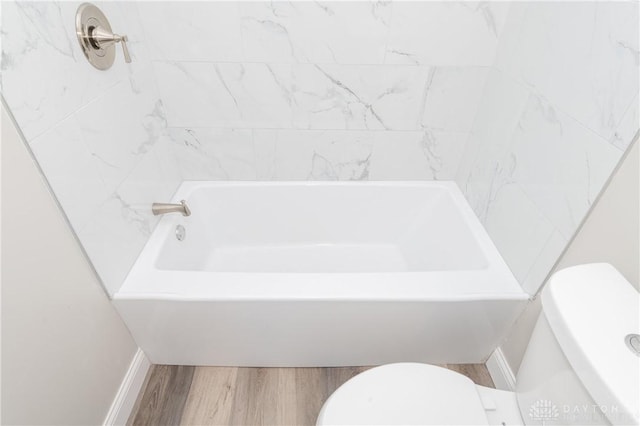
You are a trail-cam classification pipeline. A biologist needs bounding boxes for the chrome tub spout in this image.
[152,200,191,217]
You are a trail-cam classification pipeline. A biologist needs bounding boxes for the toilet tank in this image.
[515,264,639,426]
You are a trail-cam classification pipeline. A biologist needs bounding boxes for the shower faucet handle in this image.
[89,26,131,63]
[120,35,131,63]
[75,3,132,69]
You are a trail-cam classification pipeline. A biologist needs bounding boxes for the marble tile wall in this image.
[1,1,182,296]
[139,1,509,181]
[456,1,639,295]
[3,1,637,299]
[1,1,509,296]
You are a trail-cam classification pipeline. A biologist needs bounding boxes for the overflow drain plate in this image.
[625,334,640,356]
[175,224,186,241]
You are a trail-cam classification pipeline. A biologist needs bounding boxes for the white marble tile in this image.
[136,1,242,62]
[114,142,181,238]
[269,130,374,180]
[369,131,468,180]
[494,1,639,140]
[252,129,278,180]
[610,95,639,152]
[456,69,627,295]
[292,64,489,132]
[1,1,127,140]
[74,75,168,193]
[385,2,509,66]
[456,69,532,220]
[76,193,150,296]
[29,115,111,230]
[421,67,489,132]
[483,182,557,284]
[488,1,527,72]
[77,122,180,297]
[240,1,391,64]
[252,129,467,181]
[522,231,568,295]
[152,137,184,192]
[508,95,623,240]
[292,64,432,130]
[168,128,256,180]
[154,61,293,128]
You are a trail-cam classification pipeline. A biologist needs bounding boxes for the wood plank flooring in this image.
[129,364,494,426]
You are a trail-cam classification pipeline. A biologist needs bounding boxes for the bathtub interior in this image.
[155,182,489,274]
[114,181,529,365]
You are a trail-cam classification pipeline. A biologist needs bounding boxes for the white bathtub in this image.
[114,182,529,366]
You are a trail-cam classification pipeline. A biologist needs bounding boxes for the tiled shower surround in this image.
[148,1,502,182]
[457,1,638,294]
[1,1,637,296]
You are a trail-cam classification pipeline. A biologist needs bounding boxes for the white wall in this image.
[1,104,139,425]
[499,139,639,374]
[456,1,638,295]
[1,1,182,295]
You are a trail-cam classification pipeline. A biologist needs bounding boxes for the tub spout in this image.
[152,200,191,217]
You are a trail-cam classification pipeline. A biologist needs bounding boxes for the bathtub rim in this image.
[113,292,530,302]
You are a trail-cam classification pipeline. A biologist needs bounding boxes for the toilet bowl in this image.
[317,264,640,426]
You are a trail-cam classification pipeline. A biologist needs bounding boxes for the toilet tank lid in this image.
[542,263,640,425]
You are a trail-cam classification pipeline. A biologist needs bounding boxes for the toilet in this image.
[317,263,640,425]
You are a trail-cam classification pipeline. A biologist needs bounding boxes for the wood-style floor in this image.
[129,364,494,426]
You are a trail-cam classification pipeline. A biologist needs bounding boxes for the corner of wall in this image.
[497,136,639,377]
[1,100,141,425]
[103,349,151,426]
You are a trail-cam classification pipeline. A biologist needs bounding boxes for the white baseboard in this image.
[103,348,151,426]
[486,347,517,391]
